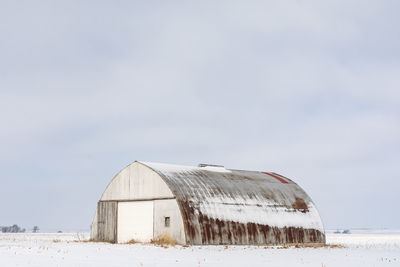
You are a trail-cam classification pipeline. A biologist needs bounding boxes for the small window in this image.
[164,217,170,227]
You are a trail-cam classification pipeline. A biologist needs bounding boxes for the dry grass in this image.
[52,239,61,243]
[80,236,344,249]
[325,244,346,248]
[73,239,97,243]
[150,233,176,247]
[277,243,345,249]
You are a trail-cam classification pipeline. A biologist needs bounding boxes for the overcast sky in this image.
[1,0,399,232]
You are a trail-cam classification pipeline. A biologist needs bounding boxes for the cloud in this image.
[0,0,399,230]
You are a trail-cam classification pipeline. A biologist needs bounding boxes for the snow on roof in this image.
[140,161,324,233]
[140,161,232,173]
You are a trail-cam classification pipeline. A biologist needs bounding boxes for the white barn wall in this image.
[101,162,174,201]
[91,162,186,244]
[117,201,154,243]
[154,199,186,244]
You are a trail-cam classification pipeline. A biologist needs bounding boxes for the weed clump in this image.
[150,233,176,247]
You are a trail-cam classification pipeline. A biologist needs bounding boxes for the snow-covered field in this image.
[1,231,399,266]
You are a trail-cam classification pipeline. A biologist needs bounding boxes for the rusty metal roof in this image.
[140,161,325,245]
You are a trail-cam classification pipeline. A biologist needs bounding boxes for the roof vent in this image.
[198,163,224,168]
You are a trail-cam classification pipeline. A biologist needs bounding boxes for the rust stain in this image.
[178,199,325,245]
[147,164,325,245]
[292,197,309,213]
[262,172,289,184]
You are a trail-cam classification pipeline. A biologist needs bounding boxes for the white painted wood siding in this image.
[117,201,154,243]
[101,163,174,201]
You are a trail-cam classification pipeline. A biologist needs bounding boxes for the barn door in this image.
[97,201,117,243]
[117,201,154,243]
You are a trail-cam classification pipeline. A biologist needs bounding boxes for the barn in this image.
[90,161,325,245]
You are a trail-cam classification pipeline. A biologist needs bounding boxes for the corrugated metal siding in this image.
[140,162,325,245]
[97,201,117,243]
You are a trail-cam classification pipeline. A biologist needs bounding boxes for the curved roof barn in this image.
[91,161,325,245]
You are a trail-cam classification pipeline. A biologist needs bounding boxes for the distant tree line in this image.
[1,224,40,233]
[1,224,25,233]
